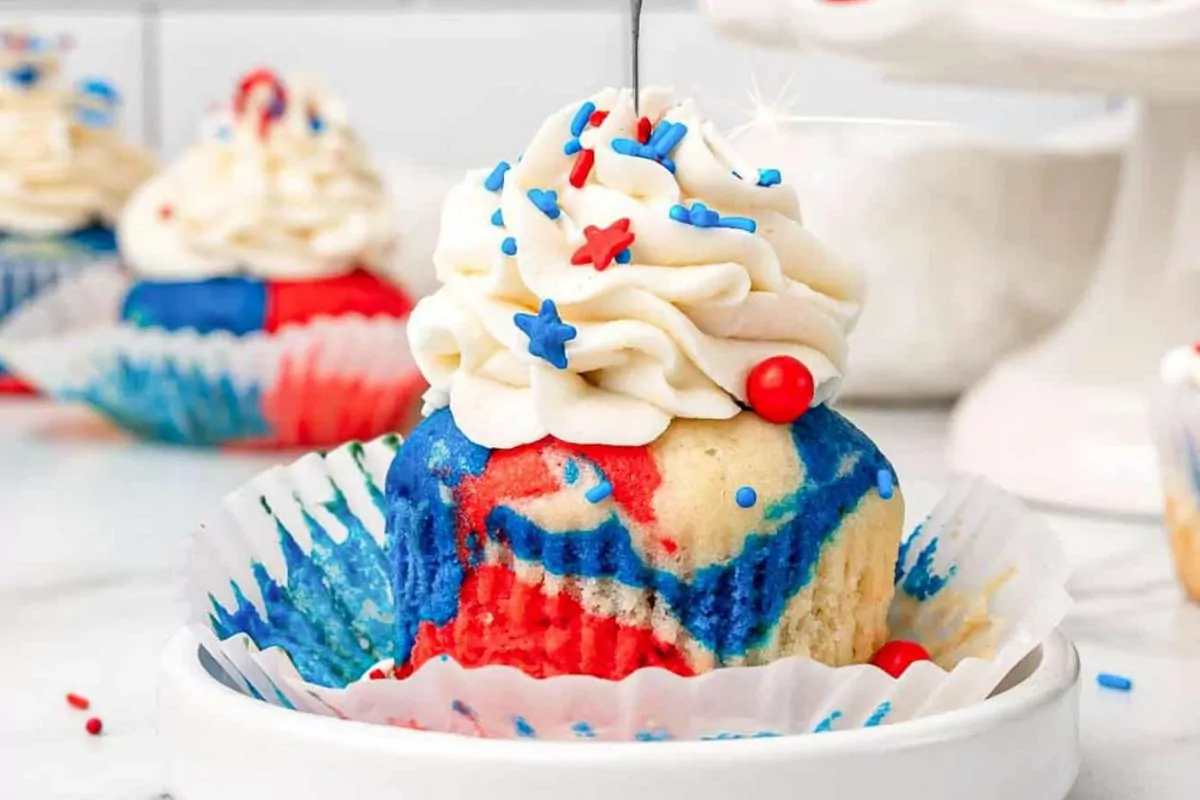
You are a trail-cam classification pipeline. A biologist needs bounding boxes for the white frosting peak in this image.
[410,88,865,449]
[0,29,154,235]
[119,71,395,280]
[1162,345,1200,388]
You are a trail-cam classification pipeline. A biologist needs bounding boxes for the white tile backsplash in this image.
[10,3,1112,168]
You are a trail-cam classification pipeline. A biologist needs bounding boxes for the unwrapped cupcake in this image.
[0,68,424,447]
[193,88,1070,741]
[0,28,153,392]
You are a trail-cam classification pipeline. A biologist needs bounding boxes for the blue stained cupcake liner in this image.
[0,268,422,446]
[189,435,1072,741]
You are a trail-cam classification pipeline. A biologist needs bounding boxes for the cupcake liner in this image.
[189,435,1071,741]
[0,241,119,389]
[0,268,425,447]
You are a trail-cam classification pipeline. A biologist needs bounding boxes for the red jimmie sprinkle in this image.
[569,148,595,189]
[66,693,90,711]
[589,109,609,127]
[636,116,652,144]
[368,668,387,680]
[158,205,173,221]
[84,717,103,736]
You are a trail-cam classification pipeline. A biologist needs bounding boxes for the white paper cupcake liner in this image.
[188,435,1072,741]
[0,268,424,447]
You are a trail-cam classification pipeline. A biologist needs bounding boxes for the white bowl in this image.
[158,628,1081,800]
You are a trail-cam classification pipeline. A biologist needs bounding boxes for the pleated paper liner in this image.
[1150,383,1200,601]
[0,245,121,394]
[0,268,424,447]
[188,434,1072,740]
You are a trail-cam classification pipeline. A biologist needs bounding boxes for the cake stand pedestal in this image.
[703,0,1200,516]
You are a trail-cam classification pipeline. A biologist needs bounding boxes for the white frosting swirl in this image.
[410,88,864,448]
[119,74,395,280]
[0,36,154,235]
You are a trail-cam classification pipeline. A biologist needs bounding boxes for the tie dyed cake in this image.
[386,87,905,679]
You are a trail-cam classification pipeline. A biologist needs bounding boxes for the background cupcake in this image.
[0,68,423,447]
[1153,345,1200,602]
[0,28,153,392]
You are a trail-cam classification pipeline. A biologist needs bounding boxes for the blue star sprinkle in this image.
[669,202,757,233]
[501,237,517,256]
[514,299,577,369]
[527,188,561,220]
[757,168,782,187]
[491,208,504,227]
[611,120,688,174]
[484,161,511,192]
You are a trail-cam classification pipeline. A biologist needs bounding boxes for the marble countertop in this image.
[2,399,1199,799]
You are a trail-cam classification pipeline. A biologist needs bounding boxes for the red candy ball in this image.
[746,355,815,424]
[870,640,931,678]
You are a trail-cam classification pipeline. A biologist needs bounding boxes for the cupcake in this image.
[0,68,424,447]
[386,88,905,679]
[1154,345,1200,601]
[0,29,153,391]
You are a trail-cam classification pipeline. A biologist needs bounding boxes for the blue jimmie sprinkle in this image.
[571,101,596,137]
[563,138,583,156]
[1097,673,1133,692]
[813,710,842,733]
[611,121,687,173]
[527,188,561,220]
[484,161,511,192]
[8,64,39,89]
[563,459,580,485]
[572,721,597,739]
[513,716,538,738]
[669,202,757,233]
[757,168,782,187]
[514,298,577,369]
[307,113,325,134]
[615,248,632,264]
[735,486,758,509]
[452,700,478,720]
[864,701,891,728]
[501,236,517,256]
[491,208,504,227]
[877,469,894,500]
[585,480,614,504]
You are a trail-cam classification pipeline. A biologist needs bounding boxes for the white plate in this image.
[158,628,1081,800]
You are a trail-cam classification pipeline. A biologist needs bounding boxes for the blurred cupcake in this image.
[387,87,904,679]
[1153,345,1200,601]
[0,28,153,392]
[0,69,423,447]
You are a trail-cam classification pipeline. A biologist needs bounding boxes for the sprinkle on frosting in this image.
[501,236,517,256]
[570,218,634,271]
[669,201,757,233]
[570,101,596,138]
[484,161,511,192]
[490,208,504,227]
[877,469,894,500]
[585,480,614,504]
[527,188,561,220]
[514,298,576,370]
[411,87,864,448]
[757,168,782,187]
[611,119,688,174]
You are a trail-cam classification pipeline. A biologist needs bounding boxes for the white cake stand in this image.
[704,0,1200,516]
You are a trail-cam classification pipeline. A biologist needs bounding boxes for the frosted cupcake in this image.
[1153,345,1200,602]
[0,29,153,391]
[0,69,423,447]
[386,88,905,679]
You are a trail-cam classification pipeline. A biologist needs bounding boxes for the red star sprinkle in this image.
[571,218,635,271]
